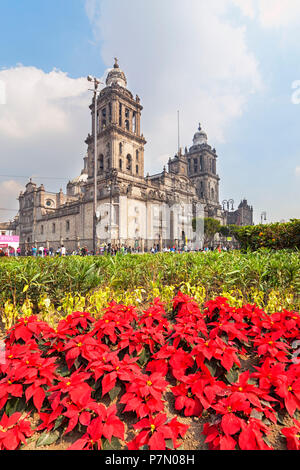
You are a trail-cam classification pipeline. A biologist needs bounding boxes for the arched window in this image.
[211,187,215,201]
[125,108,130,131]
[126,154,132,172]
[119,142,123,155]
[136,164,139,175]
[136,149,139,161]
[98,154,104,174]
[132,112,136,133]
[119,159,123,170]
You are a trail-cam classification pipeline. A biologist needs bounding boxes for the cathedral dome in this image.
[193,123,207,146]
[106,58,127,88]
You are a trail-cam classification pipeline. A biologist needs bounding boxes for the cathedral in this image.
[17,59,247,254]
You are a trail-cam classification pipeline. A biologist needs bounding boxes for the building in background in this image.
[225,199,254,226]
[16,59,252,254]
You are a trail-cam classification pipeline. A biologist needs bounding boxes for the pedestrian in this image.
[60,245,66,257]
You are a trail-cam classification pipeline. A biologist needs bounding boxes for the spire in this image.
[114,57,119,68]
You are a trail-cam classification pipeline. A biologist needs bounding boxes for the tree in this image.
[192,217,221,246]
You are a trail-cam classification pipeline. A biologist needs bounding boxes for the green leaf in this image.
[250,409,263,420]
[36,431,60,448]
[102,437,122,450]
[108,383,122,402]
[137,348,148,366]
[5,397,26,417]
[204,360,217,377]
[225,368,239,384]
[53,415,65,431]
[165,439,175,450]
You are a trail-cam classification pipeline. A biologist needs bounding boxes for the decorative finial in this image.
[198,123,202,131]
[114,57,119,68]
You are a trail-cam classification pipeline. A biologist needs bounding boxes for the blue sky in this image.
[0,0,104,77]
[0,0,299,224]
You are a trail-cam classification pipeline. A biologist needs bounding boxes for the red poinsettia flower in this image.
[68,404,124,450]
[274,370,300,417]
[127,413,188,450]
[281,419,300,450]
[0,412,33,450]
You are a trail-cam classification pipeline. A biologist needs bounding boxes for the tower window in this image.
[136,165,139,175]
[108,102,112,123]
[126,154,132,172]
[119,142,123,155]
[119,103,122,126]
[125,108,130,131]
[200,155,203,171]
[119,159,123,170]
[98,154,104,173]
[193,158,198,173]
[136,150,139,161]
[132,112,136,133]
[66,220,70,232]
[101,107,106,129]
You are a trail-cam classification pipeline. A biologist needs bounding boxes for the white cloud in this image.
[233,0,300,28]
[0,66,92,222]
[0,180,23,222]
[0,66,88,139]
[86,0,262,173]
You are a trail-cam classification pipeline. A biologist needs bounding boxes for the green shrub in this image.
[231,219,300,251]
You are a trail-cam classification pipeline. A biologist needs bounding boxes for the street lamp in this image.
[87,75,103,254]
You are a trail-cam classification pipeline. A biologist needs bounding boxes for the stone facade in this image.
[225,199,254,226]
[17,59,238,254]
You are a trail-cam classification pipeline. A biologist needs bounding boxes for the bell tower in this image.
[85,58,146,181]
[186,123,221,217]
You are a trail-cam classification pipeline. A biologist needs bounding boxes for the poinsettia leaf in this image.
[5,397,26,417]
[165,439,175,450]
[276,412,286,425]
[262,435,272,448]
[36,431,60,447]
[250,409,263,420]
[108,384,122,402]
[102,437,122,450]
[204,360,217,377]
[225,368,239,384]
[137,348,148,366]
[53,415,65,431]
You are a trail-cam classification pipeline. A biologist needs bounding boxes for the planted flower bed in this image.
[0,293,299,450]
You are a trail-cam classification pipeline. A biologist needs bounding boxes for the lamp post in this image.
[87,75,103,255]
[105,169,118,251]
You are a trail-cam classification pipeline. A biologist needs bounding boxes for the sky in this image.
[0,0,300,224]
